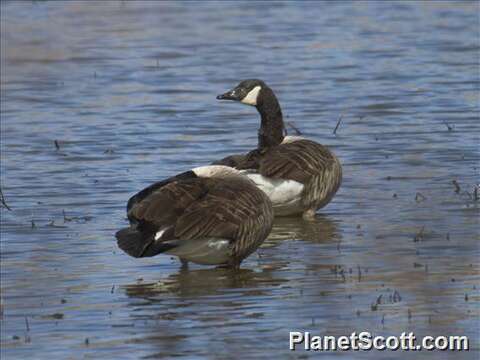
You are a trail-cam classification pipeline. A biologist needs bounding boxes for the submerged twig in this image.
[54,140,60,150]
[414,226,425,242]
[452,180,461,194]
[392,290,402,302]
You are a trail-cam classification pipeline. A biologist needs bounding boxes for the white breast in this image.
[243,172,304,215]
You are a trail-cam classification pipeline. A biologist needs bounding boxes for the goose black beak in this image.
[216,89,240,101]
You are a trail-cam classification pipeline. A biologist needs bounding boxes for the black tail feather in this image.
[116,227,152,258]
[115,227,179,258]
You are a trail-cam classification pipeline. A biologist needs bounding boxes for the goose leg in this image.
[216,260,241,270]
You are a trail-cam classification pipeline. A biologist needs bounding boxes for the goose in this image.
[215,79,342,219]
[116,165,273,269]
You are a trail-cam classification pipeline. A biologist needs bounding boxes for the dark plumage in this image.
[116,166,273,268]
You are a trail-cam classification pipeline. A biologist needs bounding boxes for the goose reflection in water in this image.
[122,215,341,300]
[267,214,341,244]
[123,264,289,299]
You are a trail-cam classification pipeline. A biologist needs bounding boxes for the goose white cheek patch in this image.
[241,86,261,105]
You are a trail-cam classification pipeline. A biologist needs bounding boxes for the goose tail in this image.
[115,227,178,258]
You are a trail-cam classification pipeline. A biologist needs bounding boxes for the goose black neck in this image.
[256,87,285,150]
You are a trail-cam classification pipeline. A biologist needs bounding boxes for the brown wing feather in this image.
[128,179,209,228]
[128,177,268,243]
[259,140,337,184]
[175,178,267,240]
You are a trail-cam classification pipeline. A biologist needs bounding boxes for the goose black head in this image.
[216,79,267,106]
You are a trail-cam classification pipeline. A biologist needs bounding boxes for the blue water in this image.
[1,1,479,359]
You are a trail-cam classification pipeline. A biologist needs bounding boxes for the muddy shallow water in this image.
[1,1,479,359]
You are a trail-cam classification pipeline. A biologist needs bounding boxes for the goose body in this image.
[116,165,273,268]
[216,80,342,219]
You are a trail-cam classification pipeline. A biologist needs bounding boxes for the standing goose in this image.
[116,165,273,269]
[215,79,342,219]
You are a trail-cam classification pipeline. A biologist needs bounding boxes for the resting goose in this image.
[116,165,273,269]
[215,79,342,219]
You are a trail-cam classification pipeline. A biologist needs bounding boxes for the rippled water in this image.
[1,1,479,359]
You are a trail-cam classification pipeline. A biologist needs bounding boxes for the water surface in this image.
[1,1,479,359]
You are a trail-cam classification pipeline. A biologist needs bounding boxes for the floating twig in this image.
[286,121,302,135]
[42,313,64,320]
[443,121,453,131]
[333,114,343,135]
[54,140,60,150]
[415,192,426,202]
[25,317,30,332]
[0,188,12,211]
[62,210,72,222]
[46,220,67,228]
[61,210,92,223]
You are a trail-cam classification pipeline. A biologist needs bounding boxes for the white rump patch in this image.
[244,172,304,213]
[241,86,261,106]
[154,228,167,241]
[192,165,243,179]
[282,135,304,144]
